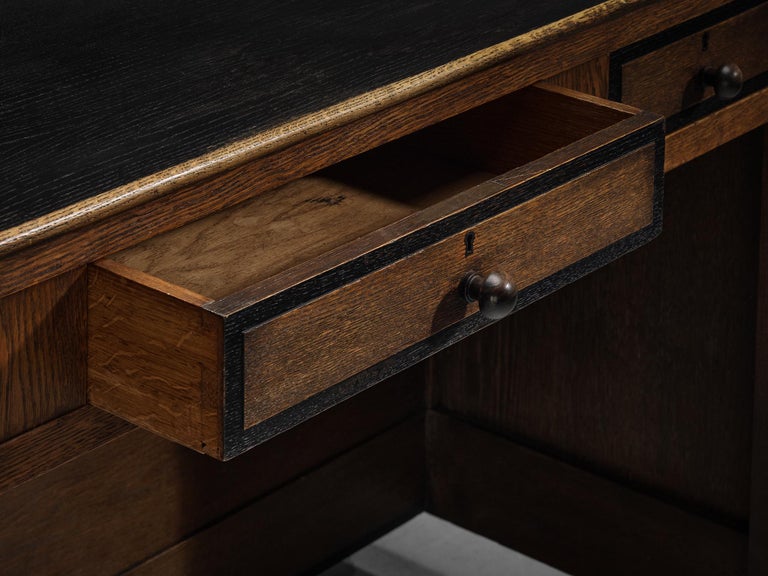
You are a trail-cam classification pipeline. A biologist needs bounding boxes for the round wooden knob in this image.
[701,63,743,100]
[463,271,518,320]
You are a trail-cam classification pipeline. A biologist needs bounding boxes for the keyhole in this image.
[702,31,709,52]
[464,231,475,257]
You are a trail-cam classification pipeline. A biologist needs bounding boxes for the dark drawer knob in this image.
[463,271,518,320]
[701,63,743,100]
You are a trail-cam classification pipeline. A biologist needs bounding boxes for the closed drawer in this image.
[610,1,768,131]
[88,85,663,459]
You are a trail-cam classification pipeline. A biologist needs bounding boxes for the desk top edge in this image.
[0,0,734,257]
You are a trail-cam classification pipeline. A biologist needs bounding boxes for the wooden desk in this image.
[1,1,767,574]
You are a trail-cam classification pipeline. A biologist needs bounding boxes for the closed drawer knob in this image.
[701,63,743,100]
[463,271,518,320]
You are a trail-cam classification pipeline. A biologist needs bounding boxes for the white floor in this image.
[320,513,569,576]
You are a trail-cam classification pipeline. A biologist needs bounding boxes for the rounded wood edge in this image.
[0,0,652,258]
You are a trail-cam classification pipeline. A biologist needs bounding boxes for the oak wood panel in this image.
[665,85,768,171]
[429,131,762,525]
[427,412,748,576]
[0,369,423,576]
[0,268,86,442]
[621,2,768,119]
[111,165,491,300]
[0,0,730,299]
[126,416,425,576]
[749,126,768,576]
[0,0,730,258]
[544,56,611,98]
[244,146,655,428]
[398,86,633,179]
[88,262,222,457]
[0,406,133,496]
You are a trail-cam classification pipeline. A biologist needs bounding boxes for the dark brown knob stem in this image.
[701,63,743,100]
[463,271,518,320]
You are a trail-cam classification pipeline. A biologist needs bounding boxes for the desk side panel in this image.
[0,269,87,442]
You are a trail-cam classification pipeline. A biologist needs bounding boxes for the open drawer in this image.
[88,85,664,459]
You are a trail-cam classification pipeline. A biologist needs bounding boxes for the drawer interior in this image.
[108,86,633,301]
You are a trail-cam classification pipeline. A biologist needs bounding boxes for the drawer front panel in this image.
[243,146,656,429]
[612,2,768,127]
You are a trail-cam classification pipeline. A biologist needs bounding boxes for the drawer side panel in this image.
[88,265,223,457]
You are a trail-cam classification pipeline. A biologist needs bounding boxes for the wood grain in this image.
[401,85,633,174]
[111,163,490,300]
[111,86,631,300]
[0,268,86,442]
[125,417,425,576]
[87,262,223,457]
[243,146,655,428]
[665,85,768,171]
[427,412,748,576]
[0,406,133,495]
[621,2,768,119]
[544,56,611,98]
[0,0,731,301]
[0,0,729,257]
[0,368,423,576]
[430,131,762,525]
[749,126,768,576]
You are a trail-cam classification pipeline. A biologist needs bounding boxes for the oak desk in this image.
[1,1,767,574]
